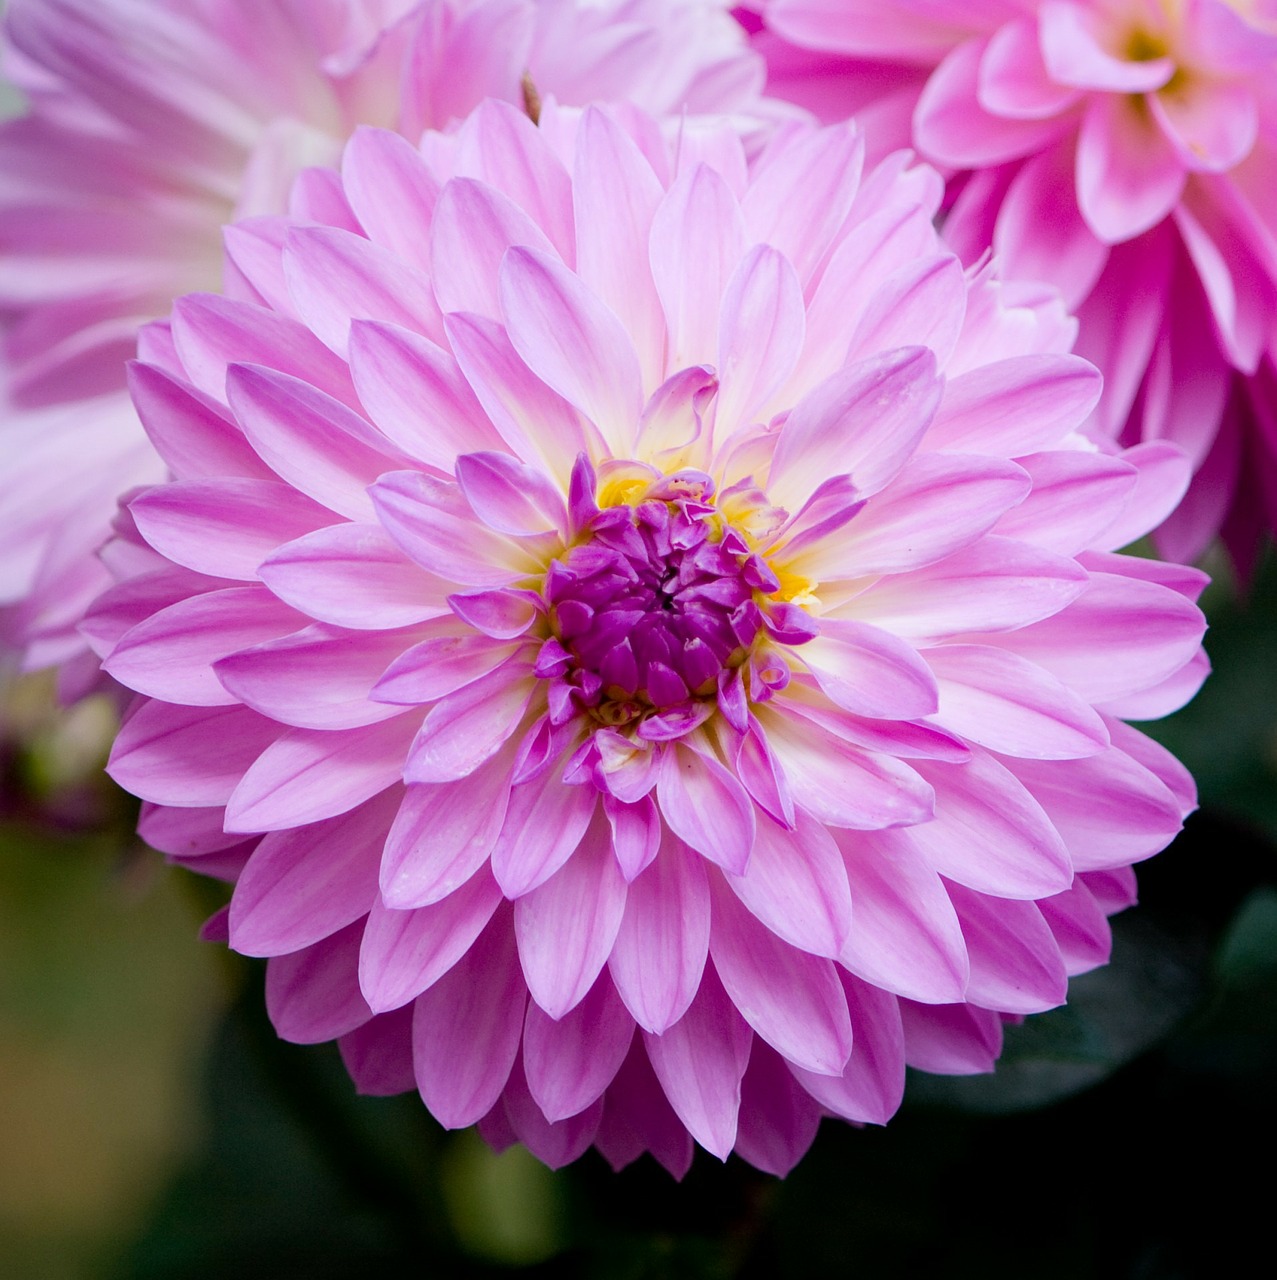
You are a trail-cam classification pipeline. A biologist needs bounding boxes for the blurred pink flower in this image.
[0,0,770,684]
[752,0,1277,569]
[93,100,1205,1174]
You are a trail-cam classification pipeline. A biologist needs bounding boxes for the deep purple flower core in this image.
[531,461,807,737]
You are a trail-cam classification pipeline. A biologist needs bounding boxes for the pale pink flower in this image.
[91,99,1205,1174]
[0,0,769,683]
[752,0,1277,567]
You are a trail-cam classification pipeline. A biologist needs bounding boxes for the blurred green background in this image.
[1,555,1274,1279]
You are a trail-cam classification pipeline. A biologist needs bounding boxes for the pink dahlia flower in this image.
[93,100,1205,1175]
[752,0,1277,568]
[0,0,770,681]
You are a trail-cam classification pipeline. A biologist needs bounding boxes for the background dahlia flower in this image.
[89,97,1207,1175]
[0,0,770,684]
[750,0,1277,571]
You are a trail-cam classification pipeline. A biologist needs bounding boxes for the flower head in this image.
[0,0,770,675]
[752,0,1277,567]
[96,99,1206,1175]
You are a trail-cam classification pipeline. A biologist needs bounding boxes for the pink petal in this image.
[523,973,635,1122]
[837,827,970,1004]
[609,835,711,1034]
[1105,717,1196,816]
[222,217,293,317]
[447,589,541,640]
[129,479,329,581]
[649,163,748,369]
[341,126,440,270]
[1173,194,1270,372]
[926,354,1102,454]
[128,360,272,482]
[339,1006,416,1097]
[103,586,303,707]
[430,175,559,319]
[1099,648,1209,720]
[226,363,404,521]
[499,244,644,457]
[991,450,1139,555]
[710,879,852,1076]
[171,292,355,407]
[733,1044,822,1176]
[214,625,413,730]
[443,311,591,485]
[454,451,566,538]
[994,140,1108,310]
[230,790,400,957]
[845,252,967,370]
[1039,878,1112,976]
[488,767,597,900]
[899,999,1003,1074]
[283,225,444,357]
[403,0,532,132]
[359,866,503,1012]
[1140,302,1234,474]
[768,0,973,61]
[982,570,1205,702]
[905,751,1074,899]
[1081,865,1138,914]
[925,643,1110,760]
[138,803,242,858]
[412,909,526,1128]
[1072,230,1172,436]
[225,716,416,833]
[767,346,942,512]
[347,319,504,470]
[916,38,1073,168]
[714,244,806,435]
[1076,94,1185,242]
[514,810,628,1018]
[742,121,864,288]
[592,1041,694,1179]
[379,750,515,908]
[799,202,939,396]
[1039,2,1174,92]
[1151,71,1259,172]
[803,454,1033,580]
[500,1059,602,1170]
[1007,748,1184,872]
[760,705,935,829]
[107,701,280,807]
[798,618,939,719]
[791,972,905,1125]
[643,965,752,1159]
[453,99,576,266]
[602,791,661,881]
[849,537,1088,639]
[946,881,1068,1014]
[404,656,535,784]
[725,809,852,958]
[979,18,1082,118]
[258,523,449,631]
[372,623,522,706]
[656,740,756,875]
[265,921,371,1045]
[369,469,541,586]
[572,106,666,391]
[733,718,795,829]
[288,167,359,231]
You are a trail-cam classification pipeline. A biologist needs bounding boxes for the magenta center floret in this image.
[532,464,812,736]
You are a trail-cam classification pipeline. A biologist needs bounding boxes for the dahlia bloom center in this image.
[533,458,810,738]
